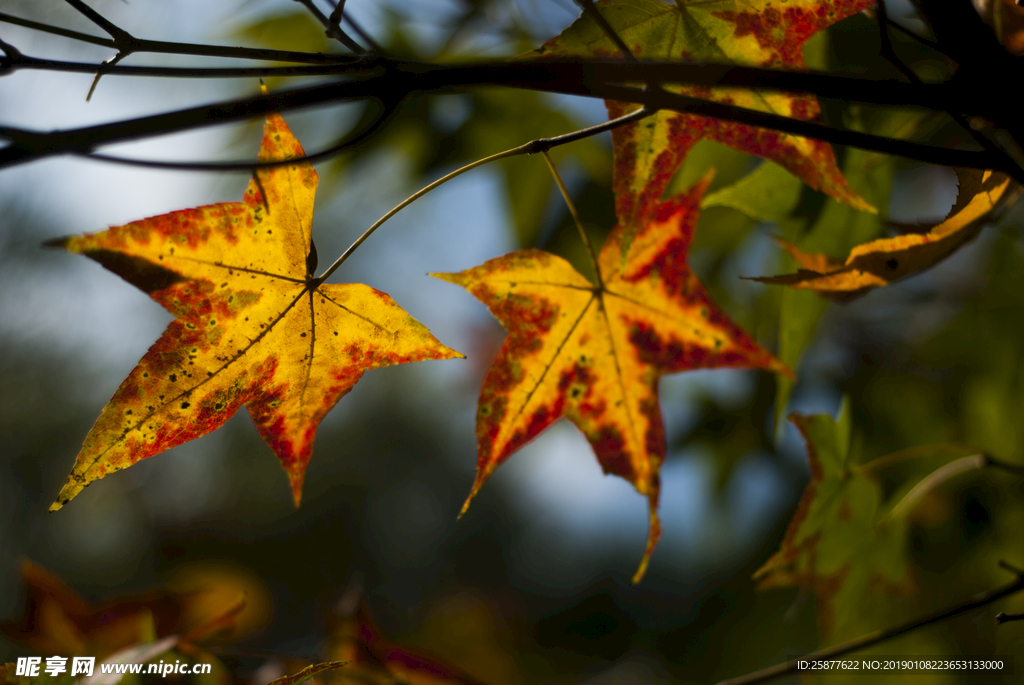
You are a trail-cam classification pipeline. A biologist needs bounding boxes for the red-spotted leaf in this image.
[434,175,790,582]
[46,106,462,510]
[532,0,875,258]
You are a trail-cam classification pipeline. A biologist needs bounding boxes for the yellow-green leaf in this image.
[755,407,914,641]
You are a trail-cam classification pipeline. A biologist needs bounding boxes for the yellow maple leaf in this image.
[47,106,462,510]
[752,169,1013,300]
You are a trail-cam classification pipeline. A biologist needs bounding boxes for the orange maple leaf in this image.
[47,107,462,510]
[533,0,876,250]
[434,175,790,582]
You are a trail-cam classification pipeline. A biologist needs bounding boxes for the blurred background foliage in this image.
[1,1,1023,683]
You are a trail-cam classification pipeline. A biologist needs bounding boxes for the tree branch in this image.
[0,11,114,48]
[292,0,367,54]
[0,10,358,64]
[0,59,1012,179]
[325,0,384,54]
[716,562,1024,685]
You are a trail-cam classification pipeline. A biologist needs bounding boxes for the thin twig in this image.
[0,11,114,48]
[876,1,918,82]
[3,90,650,173]
[328,0,346,27]
[1,53,366,78]
[885,17,948,58]
[0,10,355,64]
[856,442,981,474]
[86,95,399,172]
[64,0,136,46]
[716,564,1024,685]
[542,150,603,287]
[293,0,366,54]
[337,10,383,54]
[315,106,654,282]
[323,0,384,54]
[995,612,1024,624]
[63,0,140,98]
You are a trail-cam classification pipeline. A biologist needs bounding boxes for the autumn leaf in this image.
[531,0,875,258]
[326,599,486,685]
[434,174,789,582]
[1,560,171,660]
[752,169,1013,300]
[0,560,251,662]
[46,106,462,510]
[754,406,915,641]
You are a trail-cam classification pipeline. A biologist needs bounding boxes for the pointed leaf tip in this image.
[41,236,71,249]
[631,507,662,584]
[428,271,467,285]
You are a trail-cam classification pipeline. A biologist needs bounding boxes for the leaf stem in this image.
[887,453,985,519]
[856,442,981,474]
[716,564,1024,685]
[315,107,653,282]
[316,148,522,282]
[541,150,603,288]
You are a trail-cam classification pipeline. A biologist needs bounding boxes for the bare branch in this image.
[292,0,367,54]
[0,11,114,48]
[324,1,383,54]
[996,611,1024,624]
[0,9,357,64]
[0,60,1014,180]
[64,0,137,47]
